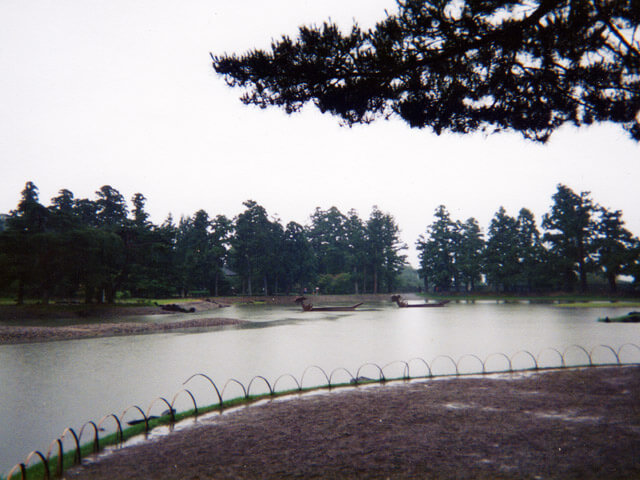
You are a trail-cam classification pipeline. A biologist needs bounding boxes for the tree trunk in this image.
[17,278,24,305]
[373,270,378,294]
[578,241,588,292]
[106,286,116,304]
[608,272,617,293]
[579,267,588,292]
[84,286,94,304]
[353,266,359,294]
[363,266,367,294]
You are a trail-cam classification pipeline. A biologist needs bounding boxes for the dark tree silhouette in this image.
[212,0,640,142]
[542,184,596,292]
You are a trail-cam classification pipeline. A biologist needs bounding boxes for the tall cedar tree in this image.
[365,206,407,294]
[593,206,638,292]
[417,205,459,291]
[542,184,596,292]
[456,217,484,292]
[485,207,520,292]
[213,0,640,142]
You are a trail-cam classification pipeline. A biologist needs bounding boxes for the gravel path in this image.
[65,366,640,479]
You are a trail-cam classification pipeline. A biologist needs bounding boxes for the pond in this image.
[1,301,639,474]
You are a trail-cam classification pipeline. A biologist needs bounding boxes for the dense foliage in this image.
[1,182,639,303]
[417,184,640,293]
[0,183,407,303]
[213,0,640,142]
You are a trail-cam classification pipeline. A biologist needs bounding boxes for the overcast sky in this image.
[1,0,639,266]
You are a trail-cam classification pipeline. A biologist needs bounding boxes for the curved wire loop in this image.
[431,355,458,376]
[511,350,539,370]
[146,397,174,422]
[272,373,302,393]
[591,344,620,365]
[483,352,513,373]
[171,389,198,417]
[44,427,80,477]
[121,405,150,432]
[328,367,355,387]
[221,378,248,400]
[564,344,593,366]
[183,373,223,406]
[45,438,63,477]
[300,365,330,389]
[77,420,100,454]
[247,376,274,397]
[5,463,26,480]
[536,347,565,369]
[60,427,81,465]
[456,354,485,374]
[24,450,50,480]
[406,357,432,378]
[382,360,411,380]
[355,363,385,383]
[618,343,640,363]
[97,414,124,446]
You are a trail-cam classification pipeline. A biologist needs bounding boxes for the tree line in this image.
[1,182,638,304]
[418,185,640,294]
[0,182,407,303]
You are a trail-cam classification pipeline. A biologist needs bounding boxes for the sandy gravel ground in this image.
[0,295,393,344]
[65,366,640,480]
[0,317,245,344]
[0,301,247,344]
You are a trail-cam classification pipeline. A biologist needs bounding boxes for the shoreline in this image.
[0,295,393,344]
[0,295,394,345]
[2,293,639,345]
[64,366,640,479]
[0,317,247,345]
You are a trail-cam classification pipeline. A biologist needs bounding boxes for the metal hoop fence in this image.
[5,343,640,480]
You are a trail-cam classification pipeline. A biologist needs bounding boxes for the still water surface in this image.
[1,301,639,473]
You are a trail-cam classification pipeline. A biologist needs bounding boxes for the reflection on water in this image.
[0,302,638,473]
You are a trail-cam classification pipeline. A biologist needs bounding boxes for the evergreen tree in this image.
[456,217,485,292]
[542,184,596,292]
[9,181,49,234]
[593,206,638,293]
[365,206,407,293]
[282,221,316,293]
[230,200,276,295]
[124,195,179,298]
[131,193,150,227]
[213,0,640,142]
[73,198,99,228]
[4,182,50,303]
[485,207,520,292]
[417,205,458,291]
[345,209,367,293]
[174,210,225,296]
[515,208,548,292]
[49,189,77,231]
[210,215,232,296]
[95,185,128,229]
[307,206,350,275]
